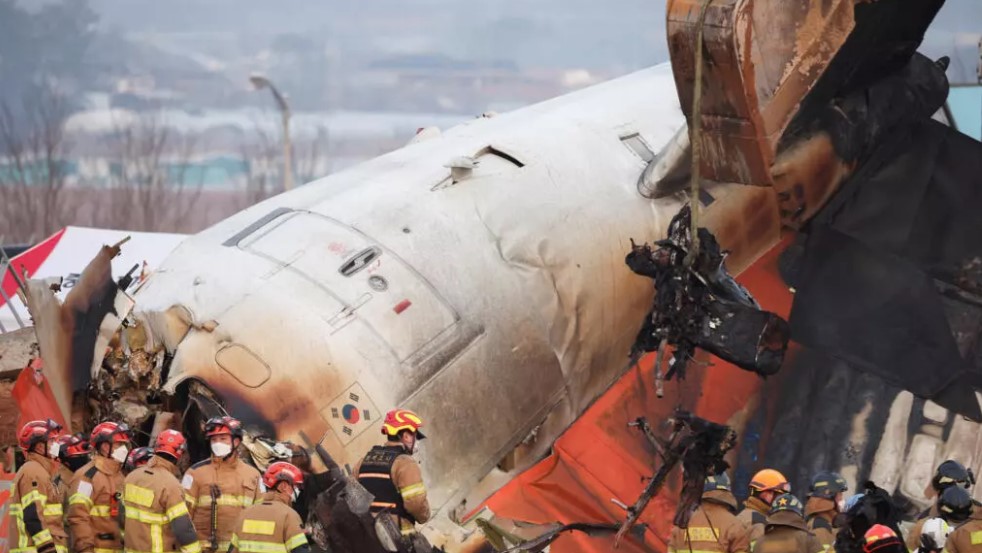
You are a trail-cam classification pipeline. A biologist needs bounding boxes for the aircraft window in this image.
[475,145,525,167]
[339,246,382,277]
[620,133,655,162]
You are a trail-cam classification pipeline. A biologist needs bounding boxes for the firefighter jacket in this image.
[67,455,126,553]
[668,493,751,553]
[804,497,837,552]
[944,512,982,553]
[354,443,431,536]
[121,456,201,553]
[10,452,68,553]
[51,464,75,515]
[752,511,825,553]
[182,454,262,552]
[229,492,309,553]
[739,496,771,549]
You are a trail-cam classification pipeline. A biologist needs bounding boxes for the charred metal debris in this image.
[627,205,790,393]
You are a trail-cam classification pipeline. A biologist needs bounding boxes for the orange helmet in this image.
[750,468,791,493]
[863,524,901,553]
[154,429,187,459]
[18,419,62,452]
[55,433,90,459]
[263,461,305,490]
[381,409,426,440]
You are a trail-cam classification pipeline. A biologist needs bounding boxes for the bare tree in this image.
[99,113,203,232]
[0,89,71,243]
[237,122,279,209]
[295,125,330,186]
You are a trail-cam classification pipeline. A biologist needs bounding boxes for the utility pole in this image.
[249,74,295,192]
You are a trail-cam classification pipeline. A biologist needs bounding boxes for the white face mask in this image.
[836,498,846,512]
[211,442,233,458]
[111,445,129,463]
[49,441,61,459]
[291,486,301,503]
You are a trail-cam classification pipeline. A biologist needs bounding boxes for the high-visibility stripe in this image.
[43,504,63,516]
[972,532,982,545]
[9,504,23,514]
[235,540,287,553]
[10,548,37,553]
[685,527,719,542]
[125,508,168,524]
[70,494,95,507]
[124,549,179,553]
[231,535,240,548]
[90,505,112,517]
[179,541,202,553]
[399,483,425,499]
[184,494,197,508]
[284,534,307,551]
[124,485,156,508]
[31,529,53,545]
[242,520,276,536]
[370,501,397,509]
[166,502,189,521]
[21,490,46,508]
[151,520,163,553]
[192,495,254,508]
[94,548,123,553]
[55,547,67,553]
[357,473,391,480]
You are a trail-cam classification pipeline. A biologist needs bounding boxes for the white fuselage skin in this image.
[132,62,781,524]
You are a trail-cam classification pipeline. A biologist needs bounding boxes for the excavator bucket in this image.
[667,0,946,186]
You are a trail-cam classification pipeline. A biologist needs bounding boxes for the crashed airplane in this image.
[6,0,982,550]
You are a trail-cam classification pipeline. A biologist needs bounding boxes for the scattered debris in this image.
[627,205,789,385]
[613,409,735,547]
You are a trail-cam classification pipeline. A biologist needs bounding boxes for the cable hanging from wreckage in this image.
[626,204,791,396]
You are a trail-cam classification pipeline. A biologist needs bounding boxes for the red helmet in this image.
[124,447,153,472]
[205,416,243,439]
[19,419,62,452]
[154,430,187,459]
[55,433,90,459]
[381,409,426,440]
[863,524,902,553]
[263,461,304,490]
[90,422,132,449]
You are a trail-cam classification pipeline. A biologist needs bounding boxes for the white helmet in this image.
[921,517,953,550]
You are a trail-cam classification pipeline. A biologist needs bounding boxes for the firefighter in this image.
[121,429,201,553]
[354,409,431,543]
[182,416,262,553]
[228,462,309,553]
[67,422,131,553]
[124,447,153,475]
[10,419,69,553]
[668,472,751,553]
[937,486,979,553]
[805,471,848,552]
[908,460,975,549]
[740,469,791,547]
[52,434,90,511]
[752,493,824,553]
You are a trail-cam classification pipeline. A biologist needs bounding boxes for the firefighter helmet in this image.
[55,433,90,460]
[263,462,304,491]
[750,468,790,493]
[90,421,132,449]
[124,447,153,472]
[154,430,187,459]
[704,472,732,493]
[932,460,973,492]
[18,419,62,452]
[381,409,426,440]
[938,486,973,523]
[809,471,848,499]
[863,525,902,553]
[769,493,804,518]
[205,416,244,439]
